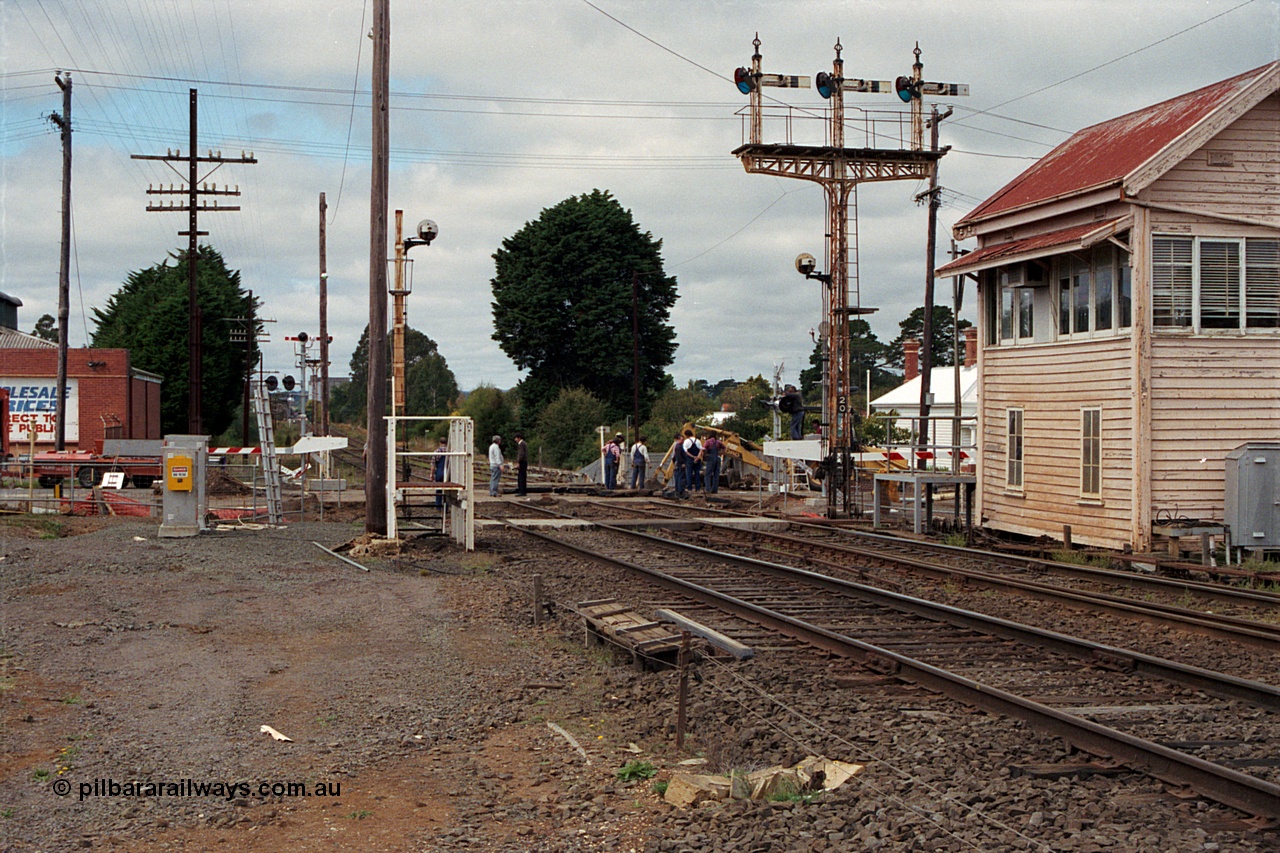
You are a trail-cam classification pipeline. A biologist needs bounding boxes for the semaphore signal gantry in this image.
[732,35,967,517]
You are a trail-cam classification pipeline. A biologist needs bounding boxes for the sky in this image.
[1,0,1278,396]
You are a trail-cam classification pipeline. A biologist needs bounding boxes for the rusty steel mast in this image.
[732,37,965,516]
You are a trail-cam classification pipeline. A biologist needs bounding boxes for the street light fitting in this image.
[403,218,438,250]
[795,252,830,284]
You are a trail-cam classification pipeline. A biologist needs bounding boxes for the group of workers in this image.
[457,384,810,500]
[664,428,725,498]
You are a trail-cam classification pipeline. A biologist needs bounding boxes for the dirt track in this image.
[0,515,664,852]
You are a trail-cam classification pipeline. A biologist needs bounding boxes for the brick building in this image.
[1,292,162,451]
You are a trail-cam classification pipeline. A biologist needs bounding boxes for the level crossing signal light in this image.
[282,375,296,391]
[265,375,278,391]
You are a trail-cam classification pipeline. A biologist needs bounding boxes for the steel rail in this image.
[572,499,1280,650]
[493,513,1280,821]
[659,499,1280,607]
[774,512,1280,608]
[678,519,1280,651]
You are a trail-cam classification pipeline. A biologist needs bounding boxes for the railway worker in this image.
[669,432,688,498]
[488,435,505,497]
[780,384,805,440]
[702,432,722,494]
[681,429,703,493]
[514,433,529,497]
[601,434,623,490]
[433,436,449,507]
[629,435,650,489]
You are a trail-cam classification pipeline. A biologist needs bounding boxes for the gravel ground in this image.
[1,510,1273,852]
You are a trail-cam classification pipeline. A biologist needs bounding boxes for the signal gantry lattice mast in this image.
[732,36,966,517]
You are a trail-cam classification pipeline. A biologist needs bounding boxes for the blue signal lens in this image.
[816,72,833,100]
[895,76,914,103]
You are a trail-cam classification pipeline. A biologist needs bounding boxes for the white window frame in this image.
[993,264,1041,346]
[1152,235,1280,332]
[1080,408,1101,500]
[1006,408,1024,491]
[1056,243,1131,340]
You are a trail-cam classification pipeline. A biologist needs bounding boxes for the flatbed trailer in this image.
[29,439,163,489]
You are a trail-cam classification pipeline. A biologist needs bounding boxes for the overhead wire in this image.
[329,0,370,225]
[952,0,1264,127]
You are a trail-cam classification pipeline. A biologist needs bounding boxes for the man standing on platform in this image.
[488,435,505,497]
[514,433,529,496]
[433,435,449,508]
[629,435,650,489]
[780,384,805,440]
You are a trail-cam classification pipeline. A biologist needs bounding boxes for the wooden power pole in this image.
[131,89,256,435]
[319,192,330,436]
[367,0,390,534]
[51,72,72,451]
[916,104,952,469]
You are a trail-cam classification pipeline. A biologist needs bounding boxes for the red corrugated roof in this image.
[936,219,1122,277]
[957,64,1274,227]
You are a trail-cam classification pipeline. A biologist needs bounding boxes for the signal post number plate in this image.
[837,396,849,414]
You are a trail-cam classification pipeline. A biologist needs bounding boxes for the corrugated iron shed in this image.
[0,328,56,349]
[956,63,1274,228]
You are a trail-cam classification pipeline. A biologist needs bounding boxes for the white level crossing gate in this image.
[385,415,473,550]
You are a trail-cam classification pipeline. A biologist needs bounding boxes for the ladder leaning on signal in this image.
[249,381,284,525]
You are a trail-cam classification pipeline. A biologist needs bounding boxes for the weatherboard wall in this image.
[977,337,1135,549]
[1139,91,1280,220]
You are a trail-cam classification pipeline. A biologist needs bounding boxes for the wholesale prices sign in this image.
[2,378,79,443]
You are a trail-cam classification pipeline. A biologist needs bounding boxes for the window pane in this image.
[1095,263,1113,330]
[1018,289,1034,339]
[1073,264,1090,333]
[1058,277,1071,334]
[1081,409,1101,496]
[1246,239,1280,328]
[1153,237,1193,327]
[1007,409,1023,488]
[985,271,999,344]
[1118,262,1132,328]
[1000,286,1014,340]
[1200,241,1241,329]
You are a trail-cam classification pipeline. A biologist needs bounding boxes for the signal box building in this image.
[936,62,1280,552]
[0,293,162,452]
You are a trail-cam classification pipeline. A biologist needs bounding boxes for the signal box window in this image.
[1081,408,1101,498]
[1152,236,1280,331]
[1006,408,1024,490]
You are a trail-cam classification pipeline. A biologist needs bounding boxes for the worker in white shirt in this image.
[488,435,505,497]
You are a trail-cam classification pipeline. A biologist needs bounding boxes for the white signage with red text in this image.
[2,378,79,444]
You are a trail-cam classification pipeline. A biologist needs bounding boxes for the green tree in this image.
[801,320,896,402]
[91,247,256,436]
[717,375,774,442]
[641,386,713,451]
[885,305,972,371]
[458,385,517,454]
[491,189,678,422]
[331,324,458,424]
[31,314,57,342]
[534,387,608,469]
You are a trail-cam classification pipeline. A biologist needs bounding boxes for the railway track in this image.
[480,502,1280,822]
[567,500,1280,656]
